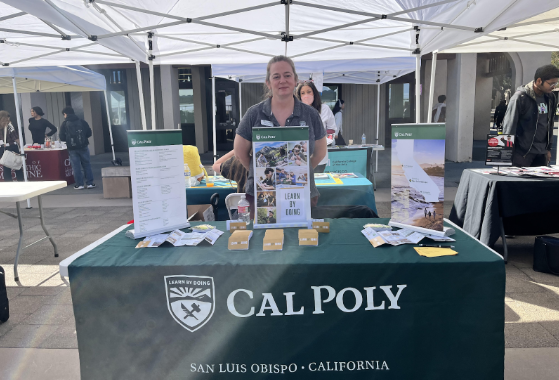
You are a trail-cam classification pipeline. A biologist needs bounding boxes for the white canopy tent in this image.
[5,0,557,136]
[0,66,119,200]
[213,57,416,164]
[442,8,559,53]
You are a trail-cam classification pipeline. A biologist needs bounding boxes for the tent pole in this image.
[212,76,217,163]
[148,33,156,130]
[12,77,31,208]
[238,80,243,119]
[375,83,380,173]
[415,54,421,123]
[427,51,438,123]
[104,91,116,161]
[135,61,147,130]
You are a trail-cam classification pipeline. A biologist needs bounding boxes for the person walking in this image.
[424,207,427,218]
[296,81,337,173]
[332,99,346,145]
[503,65,559,167]
[428,211,432,220]
[493,100,507,132]
[0,110,24,181]
[29,106,57,145]
[59,106,96,189]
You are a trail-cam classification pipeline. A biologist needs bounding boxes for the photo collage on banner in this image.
[253,127,311,228]
[391,124,446,232]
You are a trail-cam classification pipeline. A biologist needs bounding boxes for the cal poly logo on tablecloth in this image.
[164,275,215,332]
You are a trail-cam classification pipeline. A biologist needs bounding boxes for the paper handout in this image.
[414,247,458,257]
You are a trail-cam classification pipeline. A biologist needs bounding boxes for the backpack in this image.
[64,119,89,149]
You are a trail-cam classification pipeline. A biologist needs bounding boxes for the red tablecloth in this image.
[0,149,74,183]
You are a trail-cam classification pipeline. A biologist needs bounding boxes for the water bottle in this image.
[184,163,191,188]
[331,134,336,148]
[361,133,366,145]
[237,194,251,225]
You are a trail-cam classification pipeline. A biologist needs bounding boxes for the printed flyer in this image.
[253,127,311,229]
[391,124,445,232]
[485,134,515,166]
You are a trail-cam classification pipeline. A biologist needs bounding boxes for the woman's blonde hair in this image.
[263,55,298,99]
[0,110,10,128]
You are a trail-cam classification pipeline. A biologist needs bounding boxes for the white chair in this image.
[225,193,245,220]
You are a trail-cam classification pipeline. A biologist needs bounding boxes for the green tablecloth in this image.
[68,218,504,380]
[187,174,377,220]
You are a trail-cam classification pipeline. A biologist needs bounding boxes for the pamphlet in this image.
[204,229,224,245]
[397,228,426,244]
[314,173,330,179]
[363,223,392,232]
[414,247,458,257]
[136,233,170,248]
[424,234,456,242]
[361,228,386,247]
[331,173,358,178]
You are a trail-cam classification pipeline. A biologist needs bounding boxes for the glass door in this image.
[385,75,415,147]
[105,70,129,152]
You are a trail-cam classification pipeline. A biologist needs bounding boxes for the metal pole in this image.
[238,80,243,119]
[148,33,156,130]
[104,91,116,161]
[427,51,438,123]
[12,77,31,208]
[212,76,217,162]
[415,54,421,123]
[375,83,380,173]
[135,61,147,130]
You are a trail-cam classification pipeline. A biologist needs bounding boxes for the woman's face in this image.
[341,103,345,110]
[31,109,36,118]
[266,61,296,99]
[299,85,314,106]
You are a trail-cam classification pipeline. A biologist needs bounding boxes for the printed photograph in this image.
[255,167,276,191]
[276,166,308,188]
[391,138,445,231]
[254,141,287,167]
[286,142,308,166]
[257,207,277,224]
[487,134,515,148]
[257,191,276,207]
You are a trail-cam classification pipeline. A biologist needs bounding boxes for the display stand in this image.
[128,130,188,238]
[252,127,311,229]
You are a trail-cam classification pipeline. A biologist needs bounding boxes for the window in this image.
[388,83,410,119]
[322,85,339,110]
[179,89,195,124]
[109,90,127,125]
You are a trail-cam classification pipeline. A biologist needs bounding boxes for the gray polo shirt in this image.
[236,97,326,198]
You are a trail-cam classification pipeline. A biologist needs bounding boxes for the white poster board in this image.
[128,130,188,238]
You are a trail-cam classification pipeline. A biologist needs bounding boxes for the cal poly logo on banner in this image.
[164,275,215,332]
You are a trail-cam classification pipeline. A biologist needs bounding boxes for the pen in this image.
[418,244,455,249]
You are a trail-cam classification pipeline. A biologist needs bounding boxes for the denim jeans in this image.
[69,147,94,186]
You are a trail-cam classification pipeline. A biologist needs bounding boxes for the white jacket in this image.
[320,104,337,166]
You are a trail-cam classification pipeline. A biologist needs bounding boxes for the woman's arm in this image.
[233,135,252,171]
[321,105,338,135]
[310,136,327,168]
[46,120,57,136]
[212,150,235,173]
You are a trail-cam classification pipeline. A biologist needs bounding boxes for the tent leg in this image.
[415,55,421,123]
[427,51,438,123]
[135,61,147,130]
[104,91,117,162]
[375,83,380,173]
[12,77,31,208]
[149,59,155,130]
[212,76,217,163]
[238,80,243,119]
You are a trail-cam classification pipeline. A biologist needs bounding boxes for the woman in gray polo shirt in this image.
[234,55,327,217]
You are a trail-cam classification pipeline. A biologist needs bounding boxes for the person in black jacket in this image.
[493,100,507,132]
[29,107,57,145]
[59,107,95,190]
[503,65,559,167]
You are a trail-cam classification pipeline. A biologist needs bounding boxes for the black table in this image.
[63,218,504,380]
[449,169,559,261]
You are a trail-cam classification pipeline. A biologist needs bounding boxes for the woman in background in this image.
[29,106,57,145]
[296,81,337,173]
[332,99,346,146]
[0,110,24,181]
